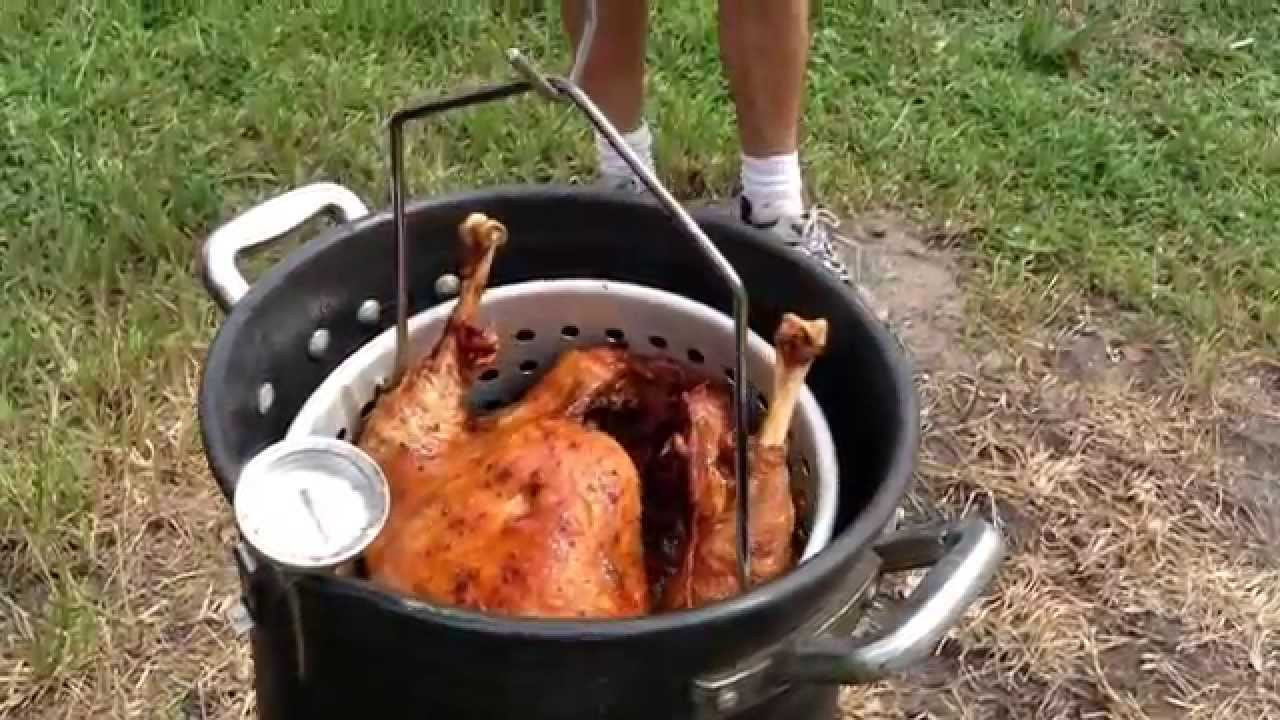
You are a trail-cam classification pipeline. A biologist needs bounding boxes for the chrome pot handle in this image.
[201,182,370,313]
[691,518,1004,717]
[780,517,1005,683]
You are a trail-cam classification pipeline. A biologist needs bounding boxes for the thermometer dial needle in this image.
[298,488,330,544]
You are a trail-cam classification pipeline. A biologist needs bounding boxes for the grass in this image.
[1,0,1277,716]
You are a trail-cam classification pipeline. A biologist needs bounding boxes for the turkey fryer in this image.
[373,47,805,586]
[195,20,1007,719]
[285,278,840,563]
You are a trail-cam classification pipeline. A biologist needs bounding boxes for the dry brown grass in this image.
[840,237,1280,718]
[4,229,1278,719]
[2,350,252,719]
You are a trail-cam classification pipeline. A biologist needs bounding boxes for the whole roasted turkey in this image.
[358,213,828,619]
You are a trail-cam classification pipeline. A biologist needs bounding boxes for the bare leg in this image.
[562,0,649,133]
[719,2,858,287]
[718,0,810,157]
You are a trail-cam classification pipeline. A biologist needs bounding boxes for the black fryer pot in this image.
[197,182,1004,720]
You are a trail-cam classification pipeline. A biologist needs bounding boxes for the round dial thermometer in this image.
[234,437,390,572]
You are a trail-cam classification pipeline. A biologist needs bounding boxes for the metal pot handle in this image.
[779,517,1005,684]
[200,182,370,313]
[691,517,1004,717]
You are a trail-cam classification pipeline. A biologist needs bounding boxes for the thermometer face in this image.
[234,438,389,571]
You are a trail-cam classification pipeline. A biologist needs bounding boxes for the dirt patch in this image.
[832,211,1280,720]
[1055,329,1158,385]
[1219,457,1280,567]
[839,213,972,373]
[1252,361,1280,401]
[1217,363,1280,563]
[1047,323,1171,391]
[1226,416,1280,477]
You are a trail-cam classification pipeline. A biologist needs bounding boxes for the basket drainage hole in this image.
[479,368,500,382]
[605,328,625,343]
[561,325,580,339]
[515,328,536,342]
[519,359,538,374]
[687,348,705,364]
[648,335,668,350]
[336,427,348,441]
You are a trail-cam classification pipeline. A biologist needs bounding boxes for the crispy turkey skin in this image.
[356,213,827,618]
[359,215,652,618]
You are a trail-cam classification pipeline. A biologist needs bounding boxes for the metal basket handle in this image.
[385,37,755,587]
[567,0,597,87]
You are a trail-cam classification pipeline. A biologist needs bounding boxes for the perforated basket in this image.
[286,278,839,562]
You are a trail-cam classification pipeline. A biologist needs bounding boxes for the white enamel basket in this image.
[286,278,839,563]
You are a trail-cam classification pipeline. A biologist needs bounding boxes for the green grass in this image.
[1,0,1277,699]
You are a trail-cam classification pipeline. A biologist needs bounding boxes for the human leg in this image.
[718,0,808,218]
[718,0,854,285]
[562,0,654,188]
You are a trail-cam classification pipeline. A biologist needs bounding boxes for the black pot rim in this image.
[199,183,920,639]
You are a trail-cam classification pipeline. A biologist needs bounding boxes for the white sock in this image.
[741,152,804,223]
[596,122,655,183]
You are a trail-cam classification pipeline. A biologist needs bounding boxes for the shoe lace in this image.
[797,206,861,284]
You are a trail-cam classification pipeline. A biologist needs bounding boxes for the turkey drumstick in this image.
[760,315,829,447]
[661,313,829,611]
[359,213,505,463]
[359,214,651,618]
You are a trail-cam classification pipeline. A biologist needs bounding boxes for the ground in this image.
[2,1,1278,718]
[838,219,1280,718]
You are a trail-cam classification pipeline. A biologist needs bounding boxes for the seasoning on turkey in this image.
[658,313,828,610]
[357,212,827,619]
[359,213,658,618]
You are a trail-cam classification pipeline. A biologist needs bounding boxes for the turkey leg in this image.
[759,314,829,447]
[359,213,506,462]
[660,313,828,610]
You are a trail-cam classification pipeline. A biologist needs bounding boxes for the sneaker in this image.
[738,195,855,285]
[595,172,646,195]
[738,195,888,322]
